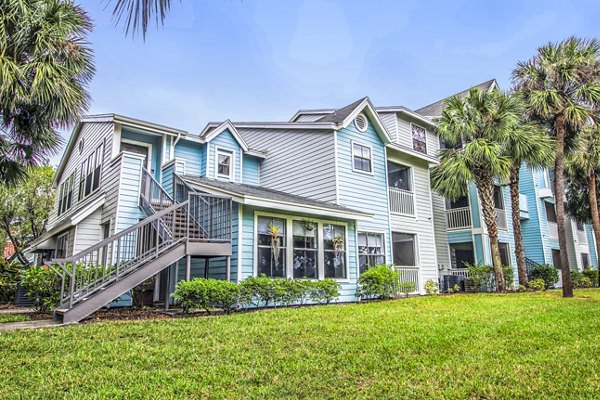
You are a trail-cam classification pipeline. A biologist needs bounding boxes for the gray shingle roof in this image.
[317,97,368,123]
[415,79,497,117]
[182,176,369,216]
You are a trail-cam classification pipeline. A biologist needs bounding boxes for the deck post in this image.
[164,265,170,311]
[226,256,231,281]
[186,255,191,281]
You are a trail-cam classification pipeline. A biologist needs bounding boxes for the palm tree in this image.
[565,121,600,284]
[111,0,171,39]
[513,37,600,297]
[0,0,94,184]
[503,114,554,286]
[432,89,521,292]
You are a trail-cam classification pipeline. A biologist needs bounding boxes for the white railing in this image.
[446,207,471,230]
[448,268,470,278]
[495,208,507,231]
[548,222,558,239]
[394,266,420,294]
[388,187,415,216]
[577,229,587,244]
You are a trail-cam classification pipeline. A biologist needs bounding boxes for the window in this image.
[58,172,75,216]
[551,249,562,269]
[352,143,372,173]
[411,124,427,154]
[582,253,590,269]
[493,186,504,210]
[392,232,416,266]
[354,113,368,132]
[450,242,474,269]
[498,243,510,266]
[447,196,469,209]
[216,149,233,180]
[576,221,585,231]
[323,224,346,279]
[292,221,318,279]
[79,144,103,200]
[78,139,84,154]
[55,232,69,259]
[257,217,286,278]
[545,202,557,223]
[358,232,385,274]
[387,162,412,191]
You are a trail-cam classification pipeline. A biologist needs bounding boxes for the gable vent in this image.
[354,113,368,132]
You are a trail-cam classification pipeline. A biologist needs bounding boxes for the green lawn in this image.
[0,314,29,324]
[1,290,600,399]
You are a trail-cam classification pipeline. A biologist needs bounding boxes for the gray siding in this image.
[73,207,103,254]
[237,128,337,203]
[378,112,398,142]
[431,192,451,268]
[396,115,439,158]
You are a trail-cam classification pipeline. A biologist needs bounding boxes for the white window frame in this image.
[357,231,387,273]
[351,140,373,175]
[391,231,419,267]
[354,113,368,133]
[215,146,235,182]
[121,138,152,170]
[411,123,427,154]
[253,211,350,282]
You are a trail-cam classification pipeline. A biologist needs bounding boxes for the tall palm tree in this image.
[565,122,600,284]
[432,89,521,292]
[513,37,600,297]
[503,114,554,286]
[111,0,172,39]
[0,0,94,184]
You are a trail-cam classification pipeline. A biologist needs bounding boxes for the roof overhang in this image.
[376,107,438,129]
[386,143,440,165]
[199,120,250,152]
[338,98,393,145]
[289,109,334,122]
[185,180,373,221]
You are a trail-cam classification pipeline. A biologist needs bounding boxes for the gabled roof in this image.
[199,120,249,152]
[289,109,334,122]
[183,176,372,221]
[415,79,498,118]
[375,105,437,129]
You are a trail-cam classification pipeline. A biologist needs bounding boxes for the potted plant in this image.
[269,223,281,267]
[332,235,344,259]
[302,218,316,232]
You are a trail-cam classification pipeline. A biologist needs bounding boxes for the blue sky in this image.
[58,0,600,161]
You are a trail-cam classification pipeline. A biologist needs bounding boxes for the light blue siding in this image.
[173,139,204,177]
[121,129,161,180]
[587,226,598,268]
[448,230,473,244]
[161,162,175,197]
[520,167,546,264]
[115,154,144,232]
[207,129,242,183]
[242,155,260,185]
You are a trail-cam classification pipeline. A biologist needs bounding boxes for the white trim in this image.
[354,113,368,133]
[237,204,243,283]
[112,123,122,159]
[390,230,420,268]
[120,138,152,170]
[215,146,236,182]
[386,142,439,165]
[357,230,387,269]
[333,131,340,204]
[351,140,374,176]
[200,120,249,152]
[205,144,210,178]
[240,151,244,183]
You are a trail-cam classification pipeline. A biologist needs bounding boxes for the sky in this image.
[55,0,600,163]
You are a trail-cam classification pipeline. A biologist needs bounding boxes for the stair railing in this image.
[52,201,187,309]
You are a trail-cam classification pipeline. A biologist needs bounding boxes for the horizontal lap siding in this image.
[73,208,103,254]
[161,163,175,197]
[520,167,546,265]
[497,185,518,277]
[587,227,598,267]
[242,155,260,185]
[174,139,203,177]
[102,157,123,227]
[48,122,114,228]
[396,116,439,158]
[115,155,144,232]
[237,128,337,203]
[448,230,472,244]
[121,130,161,178]
[378,112,398,141]
[432,193,451,268]
[207,129,242,183]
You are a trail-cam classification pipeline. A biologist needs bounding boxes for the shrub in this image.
[398,281,416,297]
[356,265,399,299]
[528,278,546,292]
[530,264,559,289]
[424,279,439,295]
[273,278,309,306]
[518,284,526,293]
[172,278,240,314]
[465,263,493,292]
[570,270,584,288]
[239,275,275,308]
[0,259,21,303]
[502,266,515,290]
[21,265,61,311]
[583,269,598,286]
[579,276,593,288]
[310,279,341,304]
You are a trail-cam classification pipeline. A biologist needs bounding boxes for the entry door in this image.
[120,142,150,170]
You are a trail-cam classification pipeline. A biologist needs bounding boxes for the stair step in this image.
[55,308,69,315]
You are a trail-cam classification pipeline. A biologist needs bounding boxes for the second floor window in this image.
[352,142,372,173]
[79,144,103,200]
[216,150,233,180]
[545,201,557,223]
[493,186,504,210]
[58,173,75,216]
[412,124,427,154]
[387,162,412,191]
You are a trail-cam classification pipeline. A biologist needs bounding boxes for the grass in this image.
[0,314,29,324]
[1,290,600,399]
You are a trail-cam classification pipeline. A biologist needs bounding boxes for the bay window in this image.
[257,216,286,278]
[358,232,385,274]
[292,221,318,279]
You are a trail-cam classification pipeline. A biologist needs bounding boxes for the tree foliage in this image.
[0,166,55,257]
[0,0,94,184]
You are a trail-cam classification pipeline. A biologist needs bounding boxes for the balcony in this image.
[446,207,471,230]
[548,222,558,239]
[388,187,415,216]
[495,208,508,231]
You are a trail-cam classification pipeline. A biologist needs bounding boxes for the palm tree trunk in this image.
[555,113,574,297]
[510,167,527,286]
[476,180,505,292]
[587,172,600,287]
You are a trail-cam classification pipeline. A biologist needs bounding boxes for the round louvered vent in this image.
[355,113,368,132]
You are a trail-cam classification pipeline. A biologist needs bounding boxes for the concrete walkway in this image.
[0,319,62,332]
[0,307,35,314]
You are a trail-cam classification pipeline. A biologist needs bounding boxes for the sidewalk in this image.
[0,319,62,332]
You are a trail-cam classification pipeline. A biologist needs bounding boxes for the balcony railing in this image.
[446,207,471,230]
[495,208,507,231]
[388,187,415,216]
[548,222,558,239]
[394,265,420,294]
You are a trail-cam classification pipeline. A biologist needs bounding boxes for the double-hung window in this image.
[292,221,318,279]
[358,232,385,274]
[58,172,75,216]
[411,124,427,154]
[79,144,103,200]
[352,143,372,173]
[323,224,346,279]
[216,149,233,180]
[55,232,69,259]
[257,217,286,278]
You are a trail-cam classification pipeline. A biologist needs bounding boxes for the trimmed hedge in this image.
[173,275,341,313]
[530,264,559,289]
[356,265,400,299]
